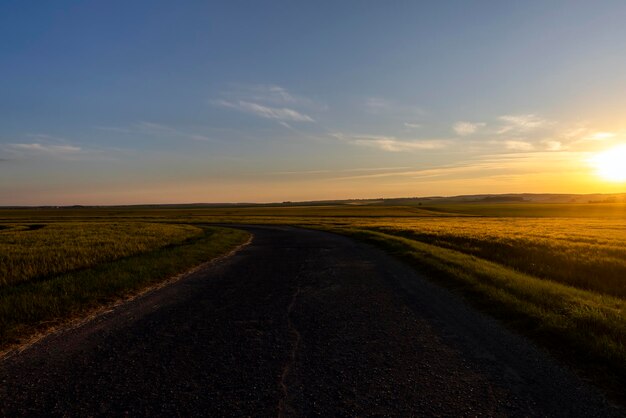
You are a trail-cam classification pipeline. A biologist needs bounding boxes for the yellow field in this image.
[420,202,626,218]
[0,222,202,287]
[0,203,624,398]
[326,217,626,298]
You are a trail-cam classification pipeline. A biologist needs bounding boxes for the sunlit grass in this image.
[353,217,626,297]
[0,222,203,287]
[420,202,626,218]
[0,203,624,399]
[0,226,249,347]
[312,225,626,400]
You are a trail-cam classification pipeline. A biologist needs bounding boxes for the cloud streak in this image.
[9,143,82,154]
[543,140,563,151]
[453,121,485,136]
[2,134,129,162]
[3,140,114,161]
[497,114,547,134]
[332,133,449,152]
[244,84,299,104]
[505,140,534,151]
[221,83,322,108]
[585,132,616,141]
[212,84,321,126]
[215,100,315,122]
[269,166,411,176]
[333,150,588,182]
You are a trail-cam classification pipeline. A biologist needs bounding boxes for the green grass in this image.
[0,222,202,287]
[0,226,249,349]
[1,202,624,401]
[319,227,626,401]
[422,202,626,218]
[358,217,626,298]
[1,201,626,221]
[0,204,448,222]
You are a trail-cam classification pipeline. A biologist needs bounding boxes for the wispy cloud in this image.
[364,98,393,113]
[342,166,411,172]
[543,140,564,151]
[551,126,625,149]
[245,84,299,104]
[406,151,584,181]
[212,84,320,125]
[270,166,411,176]
[270,169,332,175]
[3,140,100,161]
[10,143,82,154]
[332,133,449,152]
[9,135,81,156]
[504,140,534,151]
[404,122,422,129]
[453,121,485,136]
[221,83,322,108]
[354,138,447,152]
[585,131,616,141]
[214,100,314,122]
[497,114,547,134]
[333,151,586,182]
[331,164,500,182]
[2,133,130,162]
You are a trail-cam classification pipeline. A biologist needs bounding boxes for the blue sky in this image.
[2,1,626,204]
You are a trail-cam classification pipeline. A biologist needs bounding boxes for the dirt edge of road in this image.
[0,233,253,362]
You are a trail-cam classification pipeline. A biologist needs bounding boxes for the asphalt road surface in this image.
[0,226,621,417]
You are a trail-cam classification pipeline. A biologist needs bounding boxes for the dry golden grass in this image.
[326,227,626,402]
[0,203,624,400]
[343,217,626,298]
[0,226,249,348]
[0,222,202,287]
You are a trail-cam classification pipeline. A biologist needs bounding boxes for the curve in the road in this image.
[0,226,620,417]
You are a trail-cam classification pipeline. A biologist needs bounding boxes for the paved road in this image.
[0,226,620,417]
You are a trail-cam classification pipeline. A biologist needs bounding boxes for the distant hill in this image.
[339,193,626,205]
[2,193,625,209]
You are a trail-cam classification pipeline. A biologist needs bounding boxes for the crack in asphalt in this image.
[0,226,620,417]
[277,285,302,418]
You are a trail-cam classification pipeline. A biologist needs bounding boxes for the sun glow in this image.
[591,144,626,182]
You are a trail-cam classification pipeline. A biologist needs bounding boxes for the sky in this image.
[2,0,626,205]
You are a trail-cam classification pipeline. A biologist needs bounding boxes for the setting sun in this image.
[591,144,626,182]
[3,3,626,415]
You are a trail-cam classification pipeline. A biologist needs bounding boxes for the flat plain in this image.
[0,202,624,405]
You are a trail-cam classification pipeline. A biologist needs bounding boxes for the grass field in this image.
[156,201,623,399]
[322,226,626,397]
[0,223,249,349]
[0,202,624,400]
[420,202,626,218]
[337,217,626,298]
[0,222,202,287]
[281,205,624,401]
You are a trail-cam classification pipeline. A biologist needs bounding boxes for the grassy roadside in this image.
[0,226,249,350]
[364,221,626,298]
[317,226,626,404]
[0,222,203,287]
